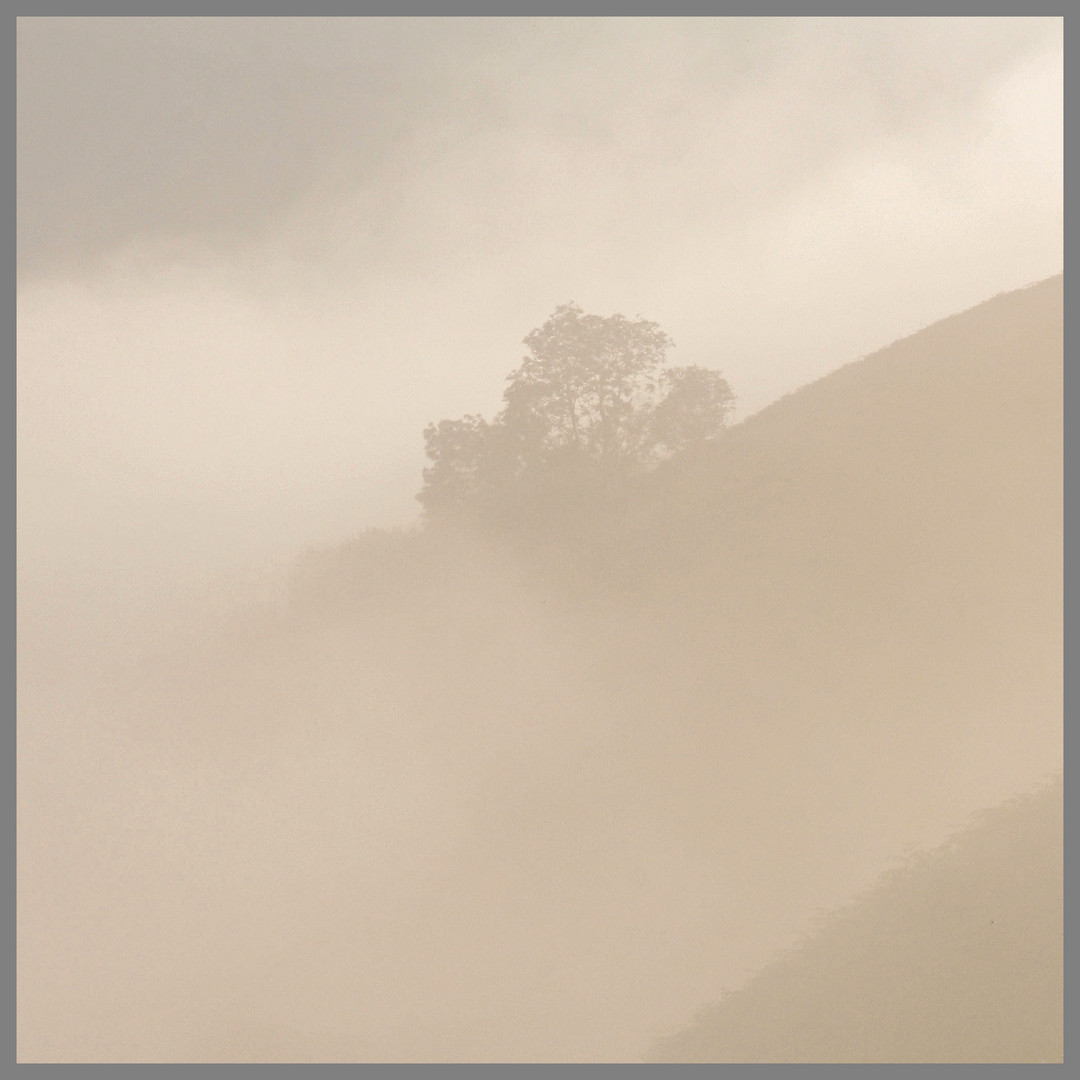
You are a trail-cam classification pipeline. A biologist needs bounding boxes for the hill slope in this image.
[601,273,1063,871]
[647,775,1063,1063]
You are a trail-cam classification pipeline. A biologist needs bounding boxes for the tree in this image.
[651,365,736,455]
[418,303,735,520]
[417,415,493,515]
[499,303,672,469]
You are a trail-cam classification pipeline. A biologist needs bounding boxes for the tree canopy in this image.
[418,303,735,520]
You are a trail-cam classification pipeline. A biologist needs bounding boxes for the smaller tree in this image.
[417,415,493,515]
[651,365,736,456]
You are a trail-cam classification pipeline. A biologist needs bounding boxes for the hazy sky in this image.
[17,17,1063,631]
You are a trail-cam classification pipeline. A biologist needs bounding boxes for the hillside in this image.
[648,775,1063,1063]
[18,276,1063,1062]
[598,273,1064,853]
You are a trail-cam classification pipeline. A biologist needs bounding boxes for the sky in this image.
[17,16,1063,643]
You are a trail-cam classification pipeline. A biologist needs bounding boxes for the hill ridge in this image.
[647,773,1064,1064]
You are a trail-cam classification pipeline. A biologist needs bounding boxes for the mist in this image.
[17,18,1063,1063]
[18,18,1062,619]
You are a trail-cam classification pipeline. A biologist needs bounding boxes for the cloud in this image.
[18,17,1059,275]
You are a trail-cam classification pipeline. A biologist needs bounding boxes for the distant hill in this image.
[647,775,1063,1063]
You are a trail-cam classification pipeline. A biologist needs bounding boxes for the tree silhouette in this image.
[419,414,495,512]
[502,303,672,467]
[418,303,735,520]
[652,364,736,455]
